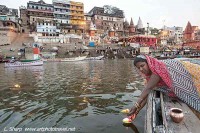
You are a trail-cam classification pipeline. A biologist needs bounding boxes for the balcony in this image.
[54,5,70,9]
[54,11,70,15]
[27,8,53,13]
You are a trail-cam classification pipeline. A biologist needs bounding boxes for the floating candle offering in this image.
[122,118,132,123]
[121,109,130,114]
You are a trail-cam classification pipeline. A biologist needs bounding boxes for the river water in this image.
[0,59,145,133]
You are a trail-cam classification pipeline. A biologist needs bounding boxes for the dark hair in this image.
[133,56,147,66]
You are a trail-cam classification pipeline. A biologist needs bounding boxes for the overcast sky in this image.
[1,0,200,29]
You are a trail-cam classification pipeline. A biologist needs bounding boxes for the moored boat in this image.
[86,55,104,60]
[60,56,87,62]
[5,60,43,67]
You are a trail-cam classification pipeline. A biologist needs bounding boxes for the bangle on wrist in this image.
[134,102,141,109]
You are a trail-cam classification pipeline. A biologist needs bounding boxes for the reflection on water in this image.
[0,59,145,133]
[123,123,140,133]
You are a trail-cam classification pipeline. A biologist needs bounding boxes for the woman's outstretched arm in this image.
[128,73,161,116]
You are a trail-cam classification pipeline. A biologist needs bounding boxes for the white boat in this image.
[86,55,104,60]
[60,56,87,62]
[5,60,43,67]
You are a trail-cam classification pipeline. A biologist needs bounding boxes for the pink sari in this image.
[144,55,200,112]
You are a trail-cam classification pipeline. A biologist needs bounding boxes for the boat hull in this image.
[5,60,43,67]
[60,56,87,62]
[86,56,104,60]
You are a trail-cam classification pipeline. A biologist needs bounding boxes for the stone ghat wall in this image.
[0,31,18,45]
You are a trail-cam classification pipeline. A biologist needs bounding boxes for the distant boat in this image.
[86,55,104,60]
[5,60,43,67]
[60,56,87,62]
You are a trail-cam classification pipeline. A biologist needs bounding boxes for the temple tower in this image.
[137,17,143,29]
[129,17,135,36]
[123,19,129,36]
[184,21,193,41]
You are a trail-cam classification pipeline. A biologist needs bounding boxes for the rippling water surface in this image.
[0,59,145,133]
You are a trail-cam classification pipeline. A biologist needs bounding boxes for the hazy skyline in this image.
[1,0,200,29]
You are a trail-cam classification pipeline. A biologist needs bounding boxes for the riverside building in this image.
[0,5,21,45]
[87,6,124,36]
[20,0,85,36]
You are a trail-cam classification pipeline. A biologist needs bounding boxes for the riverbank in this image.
[1,41,200,60]
[0,42,138,59]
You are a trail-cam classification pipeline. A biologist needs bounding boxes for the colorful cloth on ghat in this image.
[181,61,200,95]
[145,55,200,112]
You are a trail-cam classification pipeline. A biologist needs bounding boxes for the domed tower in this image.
[129,17,135,36]
[137,17,143,29]
[123,19,129,36]
[136,17,145,34]
[184,21,193,41]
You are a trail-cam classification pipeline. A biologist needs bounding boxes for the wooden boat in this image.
[5,60,43,67]
[60,56,87,62]
[0,59,9,63]
[42,58,61,62]
[86,55,104,60]
[145,90,200,133]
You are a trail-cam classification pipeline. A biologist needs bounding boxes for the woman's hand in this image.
[127,106,137,116]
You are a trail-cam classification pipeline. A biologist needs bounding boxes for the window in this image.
[36,6,38,9]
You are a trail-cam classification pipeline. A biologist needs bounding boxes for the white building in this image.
[53,0,70,24]
[37,22,60,34]
[174,27,183,44]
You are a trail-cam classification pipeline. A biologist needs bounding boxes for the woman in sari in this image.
[127,55,200,120]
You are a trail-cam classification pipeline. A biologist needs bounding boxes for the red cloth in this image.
[33,48,40,54]
[144,55,175,96]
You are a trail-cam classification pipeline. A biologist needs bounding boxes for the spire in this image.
[184,21,193,34]
[137,17,143,29]
[130,17,134,26]
[129,17,135,33]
